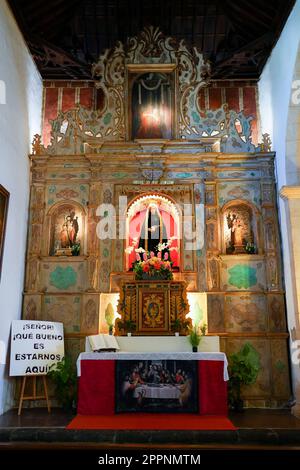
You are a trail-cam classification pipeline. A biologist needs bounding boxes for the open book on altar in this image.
[88,334,120,352]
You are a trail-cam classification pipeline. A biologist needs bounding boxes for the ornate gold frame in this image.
[126,63,177,141]
[138,287,170,333]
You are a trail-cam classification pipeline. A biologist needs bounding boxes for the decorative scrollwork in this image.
[40,26,261,154]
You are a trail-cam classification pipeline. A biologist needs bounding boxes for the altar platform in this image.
[1,408,300,450]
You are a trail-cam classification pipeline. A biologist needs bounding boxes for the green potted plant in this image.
[118,319,136,336]
[199,322,207,336]
[47,356,77,411]
[71,242,80,256]
[171,318,190,336]
[228,342,261,411]
[188,325,201,352]
[245,242,256,254]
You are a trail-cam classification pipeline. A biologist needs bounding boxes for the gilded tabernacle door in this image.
[115,281,191,336]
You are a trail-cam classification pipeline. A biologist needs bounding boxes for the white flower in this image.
[157,242,168,251]
[125,246,134,254]
[135,247,146,253]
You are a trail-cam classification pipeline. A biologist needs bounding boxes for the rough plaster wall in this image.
[259,1,300,403]
[0,1,42,414]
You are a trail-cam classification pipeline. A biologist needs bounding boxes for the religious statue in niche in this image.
[224,205,256,255]
[138,202,168,255]
[126,197,179,271]
[50,205,82,256]
[132,72,172,140]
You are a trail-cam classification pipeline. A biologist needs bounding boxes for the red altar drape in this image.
[198,360,227,415]
[77,360,115,415]
[77,359,228,416]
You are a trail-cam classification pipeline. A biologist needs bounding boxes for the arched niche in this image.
[221,200,260,255]
[125,193,181,270]
[46,202,86,256]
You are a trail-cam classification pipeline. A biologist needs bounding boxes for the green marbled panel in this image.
[40,261,86,292]
[220,258,266,291]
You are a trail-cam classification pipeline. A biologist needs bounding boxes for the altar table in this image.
[77,352,228,415]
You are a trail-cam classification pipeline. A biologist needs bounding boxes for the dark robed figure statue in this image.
[138,203,168,255]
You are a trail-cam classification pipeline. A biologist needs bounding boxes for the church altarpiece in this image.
[23,27,289,407]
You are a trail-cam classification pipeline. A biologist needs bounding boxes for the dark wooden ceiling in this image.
[8,0,295,80]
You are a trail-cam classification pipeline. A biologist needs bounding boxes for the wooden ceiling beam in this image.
[7,0,296,80]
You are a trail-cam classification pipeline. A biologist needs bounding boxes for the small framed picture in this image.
[0,185,10,281]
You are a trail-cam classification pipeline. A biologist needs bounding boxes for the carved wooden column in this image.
[98,183,114,292]
[23,155,47,320]
[205,181,220,291]
[86,158,102,292]
[194,182,206,291]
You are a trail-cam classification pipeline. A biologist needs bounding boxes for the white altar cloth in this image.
[77,351,229,381]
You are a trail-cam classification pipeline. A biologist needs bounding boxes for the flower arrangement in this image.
[125,237,177,280]
[133,251,173,280]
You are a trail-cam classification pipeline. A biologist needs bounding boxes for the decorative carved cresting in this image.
[260,133,272,152]
[34,26,270,154]
[92,25,211,143]
[32,134,44,155]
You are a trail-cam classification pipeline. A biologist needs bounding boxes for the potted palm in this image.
[228,342,261,411]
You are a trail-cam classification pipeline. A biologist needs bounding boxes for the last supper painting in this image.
[115,359,198,413]
[1,0,300,462]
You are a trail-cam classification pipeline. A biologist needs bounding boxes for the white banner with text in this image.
[9,320,64,376]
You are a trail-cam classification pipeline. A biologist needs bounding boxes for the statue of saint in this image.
[59,211,79,248]
[138,203,168,254]
[226,212,245,253]
[232,218,244,246]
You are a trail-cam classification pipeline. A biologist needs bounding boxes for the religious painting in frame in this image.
[138,288,169,333]
[0,185,9,281]
[127,64,176,141]
[115,359,198,413]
